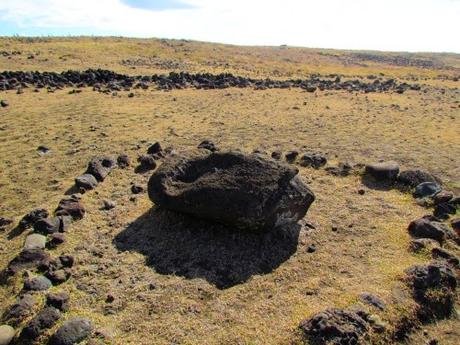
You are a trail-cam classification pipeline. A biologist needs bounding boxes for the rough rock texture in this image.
[23,276,52,291]
[148,151,315,230]
[86,157,115,181]
[75,174,98,191]
[20,307,60,340]
[408,215,451,243]
[46,292,70,312]
[299,308,369,345]
[197,140,218,152]
[365,161,399,182]
[7,249,50,275]
[55,199,85,220]
[405,262,457,320]
[49,318,92,345]
[2,294,37,324]
[24,234,47,250]
[19,208,48,229]
[299,153,327,169]
[413,182,442,198]
[452,218,460,236]
[117,154,130,168]
[398,169,442,188]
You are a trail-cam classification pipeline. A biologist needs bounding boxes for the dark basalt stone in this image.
[20,307,60,340]
[49,318,92,345]
[398,169,442,188]
[7,249,51,275]
[299,308,369,345]
[148,151,315,230]
[365,161,399,182]
[86,157,115,182]
[408,215,450,243]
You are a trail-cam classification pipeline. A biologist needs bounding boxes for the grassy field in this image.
[0,37,459,345]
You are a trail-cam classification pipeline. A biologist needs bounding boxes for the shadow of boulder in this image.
[360,174,396,192]
[114,208,301,289]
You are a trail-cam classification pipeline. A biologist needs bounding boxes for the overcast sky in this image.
[0,0,459,53]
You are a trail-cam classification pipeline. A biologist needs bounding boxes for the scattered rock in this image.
[131,184,144,194]
[24,233,47,250]
[325,162,353,177]
[19,208,49,229]
[398,169,442,188]
[0,325,14,345]
[148,151,315,230]
[58,255,75,268]
[299,153,327,169]
[431,247,459,266]
[55,199,85,220]
[102,199,116,210]
[45,269,71,285]
[20,307,60,340]
[47,292,70,312]
[47,233,66,248]
[117,154,130,168]
[433,202,456,220]
[306,245,316,253]
[75,174,98,191]
[3,294,37,322]
[299,308,368,345]
[408,215,450,243]
[147,142,162,155]
[137,154,157,171]
[0,217,13,230]
[37,145,51,155]
[86,157,116,181]
[365,161,399,182]
[34,216,71,234]
[197,140,218,152]
[0,100,9,108]
[7,249,50,275]
[49,318,93,345]
[413,182,442,198]
[359,293,386,310]
[285,151,299,163]
[433,191,453,204]
[271,151,282,160]
[23,276,52,291]
[405,262,457,319]
[409,238,440,253]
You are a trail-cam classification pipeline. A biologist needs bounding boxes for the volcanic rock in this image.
[148,151,315,230]
[413,182,442,198]
[20,307,60,340]
[408,215,450,243]
[86,157,116,181]
[49,318,93,345]
[398,169,442,188]
[365,161,399,182]
[75,174,98,191]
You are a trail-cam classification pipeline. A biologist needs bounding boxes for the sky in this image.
[0,0,459,53]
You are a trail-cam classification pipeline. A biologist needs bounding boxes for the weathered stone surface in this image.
[49,318,92,345]
[19,208,48,229]
[55,199,85,220]
[75,174,98,191]
[432,247,459,266]
[413,182,441,198]
[34,216,72,234]
[433,191,453,204]
[0,325,14,345]
[359,293,386,311]
[398,169,442,188]
[24,234,46,250]
[408,215,450,243]
[23,276,52,291]
[299,153,327,169]
[47,233,66,248]
[7,249,50,275]
[285,151,299,163]
[299,308,368,344]
[20,307,60,340]
[47,292,70,312]
[148,151,315,230]
[3,294,37,322]
[86,157,115,181]
[116,154,130,168]
[452,218,460,236]
[365,161,399,182]
[405,262,457,319]
[433,202,456,220]
[409,238,439,253]
[147,142,162,155]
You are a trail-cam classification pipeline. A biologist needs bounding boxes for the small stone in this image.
[433,202,456,220]
[0,217,13,230]
[19,208,49,229]
[306,245,316,253]
[49,318,93,345]
[75,174,98,191]
[285,151,299,163]
[86,157,115,182]
[359,293,386,310]
[47,292,70,311]
[102,199,116,210]
[365,161,399,182]
[105,294,115,303]
[0,100,9,108]
[137,155,157,170]
[299,153,327,169]
[271,151,282,160]
[197,140,218,152]
[413,182,442,198]
[46,269,71,285]
[433,191,453,204]
[55,199,85,220]
[358,189,365,195]
[147,142,162,155]
[47,233,66,248]
[59,255,75,268]
[3,294,37,322]
[131,184,144,194]
[24,234,46,250]
[20,307,60,340]
[0,325,15,345]
[117,154,130,168]
[24,276,52,291]
[37,146,51,155]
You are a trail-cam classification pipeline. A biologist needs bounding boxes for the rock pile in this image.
[0,69,419,94]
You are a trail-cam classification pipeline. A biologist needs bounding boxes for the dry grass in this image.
[0,38,459,345]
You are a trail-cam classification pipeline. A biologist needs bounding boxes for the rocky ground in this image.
[0,37,459,345]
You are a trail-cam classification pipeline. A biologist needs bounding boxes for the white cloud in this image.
[0,0,459,52]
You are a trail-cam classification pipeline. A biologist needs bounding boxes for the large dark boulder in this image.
[148,151,315,230]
